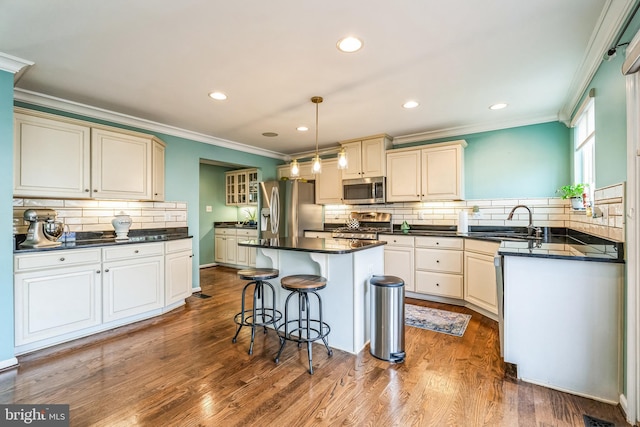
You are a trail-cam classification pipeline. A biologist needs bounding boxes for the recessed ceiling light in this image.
[208,91,227,100]
[489,103,508,110]
[337,36,363,53]
[403,101,419,109]
[297,126,309,132]
[262,132,278,137]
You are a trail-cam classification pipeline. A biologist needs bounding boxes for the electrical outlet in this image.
[205,205,212,212]
[418,211,425,220]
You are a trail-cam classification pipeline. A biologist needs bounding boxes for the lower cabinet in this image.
[378,234,415,292]
[14,238,193,354]
[464,239,500,315]
[415,236,464,298]
[215,227,257,267]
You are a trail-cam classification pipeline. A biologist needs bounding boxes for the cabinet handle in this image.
[96,270,101,274]
[436,283,440,286]
[134,250,139,254]
[84,189,90,192]
[105,268,110,272]
[154,193,158,196]
[436,242,439,245]
[59,257,65,261]
[436,260,440,263]
[189,255,194,258]
[93,189,98,192]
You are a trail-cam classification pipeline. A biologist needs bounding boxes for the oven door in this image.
[342,177,385,204]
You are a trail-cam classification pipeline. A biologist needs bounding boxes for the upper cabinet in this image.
[13,108,165,201]
[315,158,342,204]
[386,140,466,202]
[277,161,314,181]
[225,168,260,206]
[339,134,392,180]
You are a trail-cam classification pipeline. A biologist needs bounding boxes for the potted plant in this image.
[557,183,588,209]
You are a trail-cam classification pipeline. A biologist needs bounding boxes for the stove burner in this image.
[330,211,392,240]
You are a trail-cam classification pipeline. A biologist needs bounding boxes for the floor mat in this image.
[191,293,211,299]
[405,304,471,337]
[583,415,615,427]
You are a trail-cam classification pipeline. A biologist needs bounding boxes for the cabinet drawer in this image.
[465,239,500,255]
[415,248,463,273]
[103,242,164,261]
[236,229,258,238]
[415,271,463,298]
[15,248,101,272]
[214,228,237,236]
[415,236,463,250]
[165,238,192,254]
[378,234,414,247]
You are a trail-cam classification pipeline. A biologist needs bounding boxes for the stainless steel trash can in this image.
[369,275,405,363]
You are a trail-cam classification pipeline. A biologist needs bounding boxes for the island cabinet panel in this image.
[14,111,91,198]
[14,263,101,346]
[165,239,193,305]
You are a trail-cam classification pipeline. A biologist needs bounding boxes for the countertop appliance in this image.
[19,208,64,248]
[331,212,392,240]
[342,177,385,205]
[259,180,323,239]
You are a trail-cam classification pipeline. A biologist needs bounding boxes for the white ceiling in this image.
[0,1,637,159]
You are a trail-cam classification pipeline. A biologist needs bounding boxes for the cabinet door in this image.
[14,263,101,346]
[247,170,259,205]
[361,137,386,177]
[384,246,414,292]
[237,172,247,205]
[421,145,463,200]
[152,139,165,201]
[214,235,226,263]
[166,250,193,305]
[315,159,343,204]
[464,252,498,314]
[103,256,164,322]
[386,150,421,202]
[226,236,238,264]
[91,128,152,199]
[14,112,91,198]
[340,141,363,180]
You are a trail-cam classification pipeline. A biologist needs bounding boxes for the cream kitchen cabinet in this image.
[236,228,258,267]
[315,158,343,204]
[225,168,260,205]
[304,231,332,239]
[414,236,464,298]
[277,161,314,181]
[102,243,164,323]
[378,234,415,292]
[14,248,102,347]
[165,239,194,306]
[339,134,392,180]
[13,108,163,201]
[215,228,238,264]
[386,140,466,202]
[463,239,500,315]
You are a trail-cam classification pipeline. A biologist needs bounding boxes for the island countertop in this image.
[238,237,386,254]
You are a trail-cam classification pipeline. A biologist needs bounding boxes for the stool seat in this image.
[238,268,279,281]
[280,274,327,292]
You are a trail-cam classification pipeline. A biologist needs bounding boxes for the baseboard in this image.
[0,357,19,372]
[191,286,202,293]
[199,263,217,269]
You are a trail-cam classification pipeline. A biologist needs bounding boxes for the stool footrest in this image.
[234,309,282,328]
[276,320,331,343]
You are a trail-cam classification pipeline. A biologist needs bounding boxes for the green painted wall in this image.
[199,163,237,265]
[393,121,571,199]
[14,102,282,290]
[0,71,15,363]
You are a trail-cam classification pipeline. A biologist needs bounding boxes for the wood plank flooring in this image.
[0,266,630,426]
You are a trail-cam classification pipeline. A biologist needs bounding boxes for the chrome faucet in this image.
[507,205,540,238]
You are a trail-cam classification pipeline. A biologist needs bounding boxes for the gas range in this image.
[331,212,392,240]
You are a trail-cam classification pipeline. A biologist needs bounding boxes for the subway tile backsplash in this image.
[324,182,626,242]
[13,198,187,235]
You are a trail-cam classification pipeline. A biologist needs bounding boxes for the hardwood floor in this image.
[0,266,630,426]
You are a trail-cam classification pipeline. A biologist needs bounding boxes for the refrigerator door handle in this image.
[270,186,280,234]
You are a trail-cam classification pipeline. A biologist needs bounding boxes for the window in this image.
[573,97,595,202]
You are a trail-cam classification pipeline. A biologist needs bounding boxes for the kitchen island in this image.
[238,237,386,354]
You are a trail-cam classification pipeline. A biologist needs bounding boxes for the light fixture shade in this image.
[337,148,348,170]
[312,154,322,174]
[290,159,300,177]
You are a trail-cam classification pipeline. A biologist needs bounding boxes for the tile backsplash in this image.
[324,182,626,242]
[13,198,187,235]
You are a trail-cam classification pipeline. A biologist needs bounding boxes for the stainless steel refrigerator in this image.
[259,180,323,239]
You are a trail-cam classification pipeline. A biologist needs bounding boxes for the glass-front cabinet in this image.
[225,168,260,206]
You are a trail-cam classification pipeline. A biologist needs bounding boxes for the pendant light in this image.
[311,96,323,174]
[337,147,348,170]
[290,159,300,177]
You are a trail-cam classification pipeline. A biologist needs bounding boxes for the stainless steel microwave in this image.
[342,177,386,204]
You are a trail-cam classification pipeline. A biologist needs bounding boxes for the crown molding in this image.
[558,0,637,124]
[13,88,287,161]
[0,52,33,74]
[391,114,557,145]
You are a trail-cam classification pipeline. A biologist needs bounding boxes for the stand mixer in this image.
[19,209,64,248]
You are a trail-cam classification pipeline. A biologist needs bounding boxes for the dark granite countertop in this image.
[214,221,257,229]
[238,237,386,254]
[14,227,192,253]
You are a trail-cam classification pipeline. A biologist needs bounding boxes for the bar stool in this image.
[232,268,282,355]
[274,274,332,374]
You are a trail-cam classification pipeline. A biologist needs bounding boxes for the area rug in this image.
[405,304,471,337]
